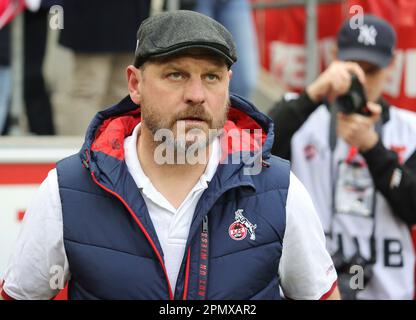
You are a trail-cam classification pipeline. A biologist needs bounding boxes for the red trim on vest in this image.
[227,107,267,145]
[182,248,191,300]
[319,281,338,300]
[91,113,141,161]
[90,107,267,160]
[223,108,267,152]
[219,117,267,162]
[91,172,174,300]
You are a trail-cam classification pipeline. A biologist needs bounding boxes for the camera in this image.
[331,236,375,300]
[332,249,374,300]
[334,75,371,116]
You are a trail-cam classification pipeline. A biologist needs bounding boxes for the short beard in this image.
[141,99,230,154]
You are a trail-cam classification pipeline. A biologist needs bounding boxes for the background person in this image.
[22,0,62,135]
[0,23,11,134]
[190,0,259,100]
[56,0,151,135]
[269,14,416,299]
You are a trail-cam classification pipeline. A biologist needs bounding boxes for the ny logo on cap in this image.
[357,24,378,46]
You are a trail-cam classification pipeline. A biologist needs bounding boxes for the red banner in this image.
[253,0,416,111]
[0,162,68,300]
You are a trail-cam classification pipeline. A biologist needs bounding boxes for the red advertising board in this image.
[253,0,416,111]
[0,140,80,300]
[0,162,68,300]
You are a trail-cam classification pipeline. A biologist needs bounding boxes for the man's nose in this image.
[183,77,206,105]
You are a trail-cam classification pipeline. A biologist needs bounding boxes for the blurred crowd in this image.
[0,0,259,136]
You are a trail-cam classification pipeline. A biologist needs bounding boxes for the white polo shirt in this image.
[2,124,337,300]
[125,124,221,291]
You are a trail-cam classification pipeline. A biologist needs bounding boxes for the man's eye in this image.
[168,72,183,80]
[205,74,220,81]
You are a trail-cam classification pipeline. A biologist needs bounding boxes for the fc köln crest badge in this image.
[228,209,257,241]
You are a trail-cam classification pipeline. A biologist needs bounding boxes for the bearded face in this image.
[141,96,229,151]
[136,53,231,153]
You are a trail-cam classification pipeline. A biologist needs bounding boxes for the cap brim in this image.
[149,44,235,67]
[337,48,392,68]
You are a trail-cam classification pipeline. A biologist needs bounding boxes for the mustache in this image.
[174,106,213,123]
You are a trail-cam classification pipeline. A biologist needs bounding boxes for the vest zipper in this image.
[90,171,174,300]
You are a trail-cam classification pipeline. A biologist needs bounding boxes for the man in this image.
[192,0,259,99]
[57,0,151,135]
[269,14,416,299]
[0,11,339,300]
[22,0,61,135]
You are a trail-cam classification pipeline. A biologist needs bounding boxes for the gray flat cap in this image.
[134,10,237,67]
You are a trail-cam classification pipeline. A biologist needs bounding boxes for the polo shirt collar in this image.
[124,122,220,196]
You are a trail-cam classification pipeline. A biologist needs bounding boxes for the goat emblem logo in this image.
[228,209,257,241]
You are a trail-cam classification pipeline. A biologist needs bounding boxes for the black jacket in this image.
[269,92,416,226]
[0,24,10,66]
[59,0,150,53]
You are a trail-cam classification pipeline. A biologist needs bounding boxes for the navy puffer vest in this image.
[57,94,290,300]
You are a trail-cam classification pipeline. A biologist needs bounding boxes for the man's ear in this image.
[127,65,142,105]
[228,69,233,80]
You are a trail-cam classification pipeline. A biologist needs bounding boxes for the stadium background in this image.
[0,0,415,300]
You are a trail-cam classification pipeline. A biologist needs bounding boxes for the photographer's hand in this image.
[306,61,366,103]
[337,102,382,152]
